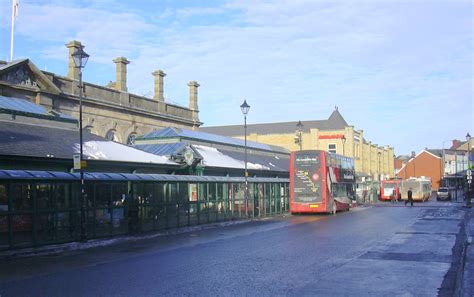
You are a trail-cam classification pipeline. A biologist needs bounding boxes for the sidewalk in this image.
[0,218,258,260]
[462,204,474,297]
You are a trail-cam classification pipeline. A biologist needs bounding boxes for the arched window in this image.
[127,133,136,145]
[106,130,117,142]
[84,126,94,133]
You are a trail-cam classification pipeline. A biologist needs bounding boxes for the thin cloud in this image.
[0,0,471,155]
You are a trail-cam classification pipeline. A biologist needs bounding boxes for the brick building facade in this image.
[397,150,442,189]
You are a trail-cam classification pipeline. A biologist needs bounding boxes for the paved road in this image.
[0,200,467,296]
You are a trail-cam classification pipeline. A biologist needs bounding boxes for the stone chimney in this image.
[113,57,130,92]
[188,81,200,127]
[66,40,82,80]
[152,70,166,101]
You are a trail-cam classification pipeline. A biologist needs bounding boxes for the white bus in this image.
[400,178,432,202]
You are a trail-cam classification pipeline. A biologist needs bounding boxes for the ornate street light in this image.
[341,135,346,156]
[240,100,250,217]
[296,120,303,151]
[72,45,89,241]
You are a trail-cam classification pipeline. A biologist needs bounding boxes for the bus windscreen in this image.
[293,152,322,203]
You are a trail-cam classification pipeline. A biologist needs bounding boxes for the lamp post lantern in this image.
[296,120,303,151]
[341,135,346,156]
[240,100,250,217]
[72,46,89,241]
[466,133,471,207]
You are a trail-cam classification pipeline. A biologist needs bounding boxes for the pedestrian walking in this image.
[391,191,397,204]
[405,188,414,206]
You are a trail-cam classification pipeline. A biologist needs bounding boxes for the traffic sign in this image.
[73,154,81,170]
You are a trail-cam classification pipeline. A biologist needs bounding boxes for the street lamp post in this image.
[441,140,451,188]
[72,46,89,241]
[341,135,346,156]
[466,133,471,207]
[411,151,416,178]
[240,100,250,217]
[296,120,303,151]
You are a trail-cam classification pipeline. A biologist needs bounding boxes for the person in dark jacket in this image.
[405,188,414,206]
[391,191,397,204]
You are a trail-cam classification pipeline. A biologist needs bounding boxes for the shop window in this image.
[106,130,118,142]
[127,133,136,145]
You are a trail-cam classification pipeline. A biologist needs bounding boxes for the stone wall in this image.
[0,46,201,145]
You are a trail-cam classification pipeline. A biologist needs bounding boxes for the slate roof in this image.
[0,120,103,159]
[0,96,76,122]
[200,109,349,136]
[0,121,176,165]
[137,127,289,154]
[427,149,443,157]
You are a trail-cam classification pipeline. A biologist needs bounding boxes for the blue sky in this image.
[0,0,472,155]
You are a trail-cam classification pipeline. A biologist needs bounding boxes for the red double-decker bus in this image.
[290,150,355,214]
[380,179,402,201]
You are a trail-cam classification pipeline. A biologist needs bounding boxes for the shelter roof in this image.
[0,169,288,183]
[134,142,289,172]
[137,127,289,154]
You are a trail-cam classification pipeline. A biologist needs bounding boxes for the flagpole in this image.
[10,0,16,61]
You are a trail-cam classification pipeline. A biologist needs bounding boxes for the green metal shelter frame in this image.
[0,170,289,250]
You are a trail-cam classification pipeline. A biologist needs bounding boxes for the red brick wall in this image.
[396,151,442,190]
[394,159,404,170]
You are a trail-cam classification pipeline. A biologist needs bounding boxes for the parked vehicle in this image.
[436,187,451,201]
